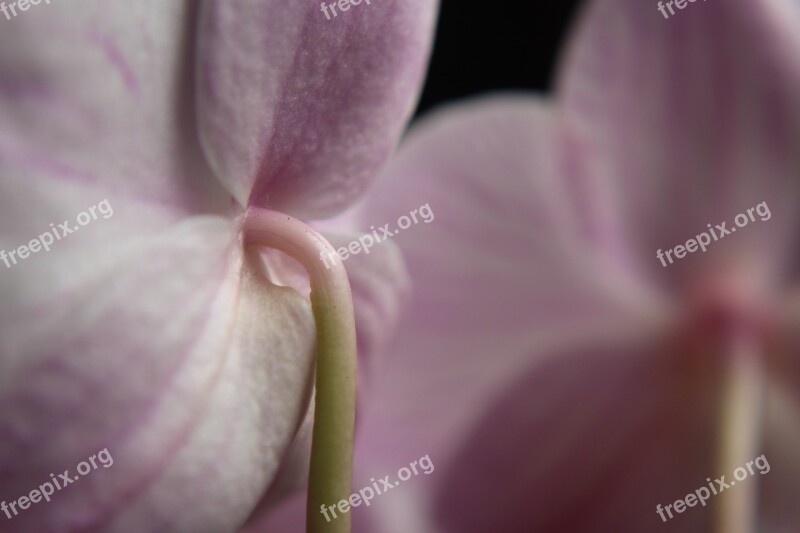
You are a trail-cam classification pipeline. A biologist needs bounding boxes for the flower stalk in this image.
[243,208,356,533]
[714,331,763,533]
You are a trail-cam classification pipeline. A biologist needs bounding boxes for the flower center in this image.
[680,269,772,359]
[674,268,772,533]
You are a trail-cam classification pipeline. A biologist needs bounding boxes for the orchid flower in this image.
[259,0,800,531]
[0,1,436,532]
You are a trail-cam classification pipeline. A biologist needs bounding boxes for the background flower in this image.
[256,0,800,531]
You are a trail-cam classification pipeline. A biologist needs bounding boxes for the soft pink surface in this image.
[0,0,434,530]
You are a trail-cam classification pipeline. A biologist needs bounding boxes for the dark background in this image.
[415,0,584,117]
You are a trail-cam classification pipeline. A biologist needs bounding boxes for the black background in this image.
[415,0,584,117]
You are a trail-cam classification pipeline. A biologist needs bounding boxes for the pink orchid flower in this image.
[261,0,800,531]
[0,1,437,531]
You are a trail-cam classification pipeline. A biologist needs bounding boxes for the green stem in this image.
[714,332,763,533]
[243,208,356,533]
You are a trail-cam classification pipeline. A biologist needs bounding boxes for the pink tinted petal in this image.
[105,263,316,532]
[0,206,316,530]
[344,96,666,524]
[256,402,316,511]
[196,0,438,218]
[0,0,228,214]
[358,95,664,334]
[324,233,411,378]
[432,338,719,533]
[757,314,800,530]
[557,0,800,285]
[761,378,800,531]
[242,491,307,533]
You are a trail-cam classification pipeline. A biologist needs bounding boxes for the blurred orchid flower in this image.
[255,0,800,532]
[0,1,436,531]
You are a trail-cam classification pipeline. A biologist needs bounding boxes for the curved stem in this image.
[243,208,356,533]
[714,332,763,533]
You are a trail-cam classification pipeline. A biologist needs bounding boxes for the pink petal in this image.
[0,1,229,213]
[342,96,666,528]
[557,0,800,284]
[0,3,320,528]
[196,0,439,218]
[432,338,719,533]
[759,323,800,530]
[0,215,317,531]
[356,93,663,375]
[323,233,411,377]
